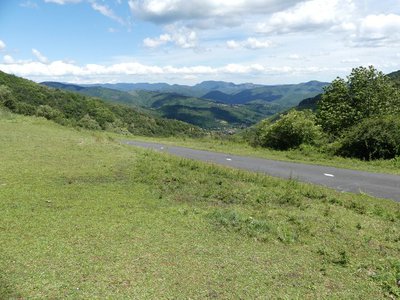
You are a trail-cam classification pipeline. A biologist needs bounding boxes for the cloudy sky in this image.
[0,0,400,84]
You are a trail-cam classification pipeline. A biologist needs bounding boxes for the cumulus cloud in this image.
[144,27,197,48]
[0,40,6,50]
[3,55,14,64]
[32,49,49,64]
[226,38,272,50]
[0,59,333,82]
[129,0,302,25]
[257,0,355,34]
[355,14,400,46]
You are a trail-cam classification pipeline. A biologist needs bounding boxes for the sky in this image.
[0,0,400,85]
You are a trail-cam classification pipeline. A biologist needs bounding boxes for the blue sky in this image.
[1,0,400,84]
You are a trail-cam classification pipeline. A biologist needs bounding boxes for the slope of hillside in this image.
[0,71,202,137]
[42,82,283,129]
[1,111,399,299]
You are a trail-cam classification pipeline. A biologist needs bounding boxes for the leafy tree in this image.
[317,66,400,137]
[258,110,322,150]
[78,114,101,130]
[0,85,17,110]
[338,115,400,160]
[36,104,64,120]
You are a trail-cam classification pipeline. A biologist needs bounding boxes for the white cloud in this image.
[91,2,125,25]
[20,1,39,9]
[32,49,49,64]
[341,58,360,63]
[3,55,14,64]
[0,59,335,82]
[129,0,303,25]
[288,54,302,60]
[144,27,197,48]
[226,37,272,50]
[257,0,355,34]
[44,0,81,4]
[356,14,400,46]
[0,40,5,50]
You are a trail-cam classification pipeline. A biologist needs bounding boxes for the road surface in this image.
[123,140,400,202]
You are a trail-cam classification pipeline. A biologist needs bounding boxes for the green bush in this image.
[78,114,101,130]
[338,115,400,160]
[258,110,323,150]
[36,104,64,121]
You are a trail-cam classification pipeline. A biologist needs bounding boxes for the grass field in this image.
[119,134,400,175]
[1,110,400,298]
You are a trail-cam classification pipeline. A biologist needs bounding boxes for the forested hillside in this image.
[0,71,203,137]
[41,81,282,129]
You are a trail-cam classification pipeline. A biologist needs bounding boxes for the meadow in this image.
[1,110,399,299]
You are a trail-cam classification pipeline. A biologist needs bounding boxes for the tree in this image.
[317,66,400,137]
[0,85,16,110]
[338,115,400,160]
[258,110,322,150]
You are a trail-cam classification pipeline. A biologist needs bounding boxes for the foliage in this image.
[317,66,400,137]
[256,110,323,150]
[36,104,64,121]
[338,115,400,160]
[0,71,203,137]
[78,114,101,130]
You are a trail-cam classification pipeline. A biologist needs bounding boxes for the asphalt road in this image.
[123,140,400,202]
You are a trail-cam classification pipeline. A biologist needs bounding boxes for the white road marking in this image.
[226,158,232,161]
[324,173,335,177]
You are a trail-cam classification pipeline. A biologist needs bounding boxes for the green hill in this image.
[387,70,400,88]
[202,81,327,106]
[41,82,283,129]
[0,71,203,137]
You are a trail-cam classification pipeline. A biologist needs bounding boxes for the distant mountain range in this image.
[41,80,327,129]
[79,80,327,107]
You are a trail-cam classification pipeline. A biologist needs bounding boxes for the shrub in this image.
[36,105,64,120]
[258,110,323,150]
[78,114,101,130]
[337,115,400,160]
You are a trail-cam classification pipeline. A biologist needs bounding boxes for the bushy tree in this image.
[0,85,16,110]
[78,114,101,130]
[36,105,64,120]
[258,110,322,150]
[317,66,400,137]
[337,115,400,160]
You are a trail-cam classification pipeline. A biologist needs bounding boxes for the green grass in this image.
[118,134,400,175]
[1,110,400,298]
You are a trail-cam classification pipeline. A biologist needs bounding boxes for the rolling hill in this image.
[0,71,203,137]
[41,82,283,129]
[82,80,327,108]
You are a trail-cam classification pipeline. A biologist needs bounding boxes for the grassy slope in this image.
[1,111,400,299]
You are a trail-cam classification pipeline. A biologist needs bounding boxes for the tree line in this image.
[250,66,400,160]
